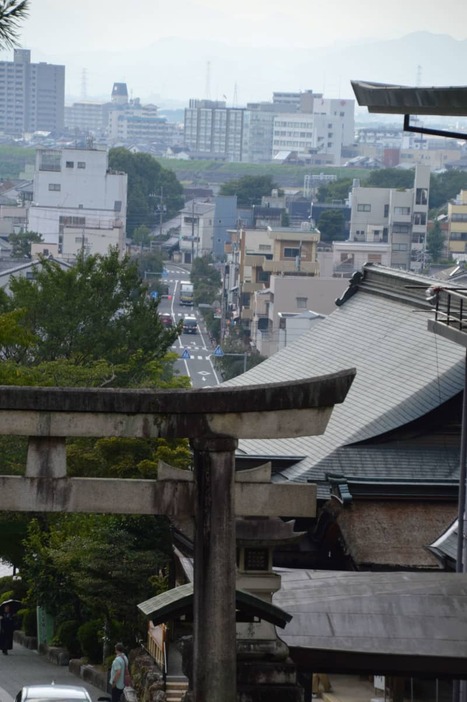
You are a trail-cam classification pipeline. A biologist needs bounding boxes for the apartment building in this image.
[179,200,215,263]
[184,100,247,161]
[447,190,467,259]
[65,101,111,136]
[28,146,127,258]
[333,165,430,275]
[0,49,65,135]
[183,90,354,164]
[107,100,179,147]
[251,276,347,356]
[225,226,320,336]
[272,112,343,164]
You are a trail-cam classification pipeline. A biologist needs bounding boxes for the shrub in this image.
[20,608,37,637]
[77,619,103,663]
[54,620,81,657]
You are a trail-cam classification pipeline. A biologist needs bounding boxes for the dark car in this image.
[160,313,174,328]
[182,316,198,334]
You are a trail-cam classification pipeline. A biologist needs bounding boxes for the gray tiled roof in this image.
[273,569,467,662]
[225,265,466,483]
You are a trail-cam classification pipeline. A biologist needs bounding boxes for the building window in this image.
[451,213,467,223]
[416,188,428,205]
[392,243,408,251]
[283,247,300,258]
[77,161,86,169]
[367,254,382,263]
[357,204,371,212]
[59,216,86,226]
[394,206,410,215]
[392,224,410,233]
[48,183,61,191]
[114,200,122,213]
[296,297,308,308]
[65,161,74,168]
[413,212,427,225]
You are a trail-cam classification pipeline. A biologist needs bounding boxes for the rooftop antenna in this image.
[205,61,211,100]
[80,68,87,100]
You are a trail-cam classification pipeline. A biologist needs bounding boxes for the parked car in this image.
[160,313,174,328]
[15,685,93,702]
[183,315,198,334]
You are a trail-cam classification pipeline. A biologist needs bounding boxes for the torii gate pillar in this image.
[191,436,238,702]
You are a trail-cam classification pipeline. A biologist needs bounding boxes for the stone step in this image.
[166,676,189,702]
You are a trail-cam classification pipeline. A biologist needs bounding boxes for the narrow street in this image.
[158,265,222,387]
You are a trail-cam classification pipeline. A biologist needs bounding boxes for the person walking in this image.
[0,604,15,655]
[109,642,128,702]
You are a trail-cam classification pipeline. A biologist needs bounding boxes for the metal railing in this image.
[429,286,467,331]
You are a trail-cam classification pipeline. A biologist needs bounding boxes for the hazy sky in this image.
[3,0,467,104]
[16,0,467,51]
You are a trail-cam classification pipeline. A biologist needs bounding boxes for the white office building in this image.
[333,165,430,275]
[28,147,127,258]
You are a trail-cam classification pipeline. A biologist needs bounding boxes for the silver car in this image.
[15,685,94,702]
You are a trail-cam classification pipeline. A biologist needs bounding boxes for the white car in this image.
[15,685,94,702]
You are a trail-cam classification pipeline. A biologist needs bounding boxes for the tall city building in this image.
[0,49,65,135]
[184,100,247,161]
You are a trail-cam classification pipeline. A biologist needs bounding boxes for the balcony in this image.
[262,259,319,275]
[242,281,264,294]
[427,286,467,348]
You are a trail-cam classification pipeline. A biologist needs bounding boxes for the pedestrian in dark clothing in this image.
[0,604,15,654]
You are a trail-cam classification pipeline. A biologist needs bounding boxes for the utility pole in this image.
[191,199,195,264]
[159,186,164,238]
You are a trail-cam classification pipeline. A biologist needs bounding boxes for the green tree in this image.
[108,148,184,236]
[317,209,346,243]
[316,178,353,203]
[426,220,445,263]
[429,170,467,209]
[6,249,179,375]
[0,1,29,49]
[214,334,265,380]
[8,230,43,258]
[132,224,151,250]
[191,256,222,305]
[364,168,415,189]
[23,513,172,651]
[219,175,277,206]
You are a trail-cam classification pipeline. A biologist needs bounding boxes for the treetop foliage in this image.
[219,174,278,206]
[0,0,29,50]
[2,249,179,379]
[108,148,184,236]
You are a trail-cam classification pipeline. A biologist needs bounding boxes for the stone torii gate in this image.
[0,371,355,702]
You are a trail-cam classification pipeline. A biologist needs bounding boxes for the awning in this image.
[138,583,292,628]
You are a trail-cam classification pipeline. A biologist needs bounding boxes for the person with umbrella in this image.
[0,599,21,655]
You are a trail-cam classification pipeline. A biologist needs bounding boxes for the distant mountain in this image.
[28,32,467,106]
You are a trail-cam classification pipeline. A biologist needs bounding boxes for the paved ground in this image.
[0,642,107,702]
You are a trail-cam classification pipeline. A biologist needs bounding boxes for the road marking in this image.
[0,685,14,702]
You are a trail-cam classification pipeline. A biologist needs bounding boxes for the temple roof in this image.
[273,569,467,675]
[226,265,466,486]
[137,583,292,629]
